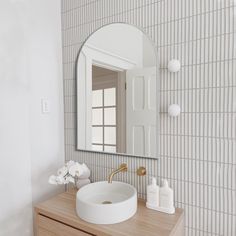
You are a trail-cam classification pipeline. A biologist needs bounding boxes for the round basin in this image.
[76,181,137,224]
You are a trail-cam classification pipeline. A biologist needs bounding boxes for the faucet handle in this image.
[137,166,146,176]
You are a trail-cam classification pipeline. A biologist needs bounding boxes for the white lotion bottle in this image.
[159,179,175,214]
[146,177,159,208]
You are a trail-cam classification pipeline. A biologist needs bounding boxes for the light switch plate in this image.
[41,99,50,114]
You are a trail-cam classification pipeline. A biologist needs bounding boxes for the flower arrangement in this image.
[48,161,89,188]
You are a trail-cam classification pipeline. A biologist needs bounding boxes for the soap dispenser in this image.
[146,177,159,209]
[159,179,175,214]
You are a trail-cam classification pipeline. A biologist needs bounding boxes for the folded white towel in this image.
[76,178,91,189]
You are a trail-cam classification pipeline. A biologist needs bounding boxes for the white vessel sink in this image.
[76,181,137,224]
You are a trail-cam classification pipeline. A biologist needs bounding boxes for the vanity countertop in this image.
[35,192,184,236]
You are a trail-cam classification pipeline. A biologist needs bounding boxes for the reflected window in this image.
[92,86,117,152]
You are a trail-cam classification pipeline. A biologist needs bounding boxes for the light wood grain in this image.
[35,192,184,236]
[38,227,56,236]
[37,214,92,236]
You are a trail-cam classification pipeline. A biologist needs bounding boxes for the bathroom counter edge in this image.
[34,191,184,236]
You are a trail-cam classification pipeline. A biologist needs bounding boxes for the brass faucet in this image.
[108,163,128,183]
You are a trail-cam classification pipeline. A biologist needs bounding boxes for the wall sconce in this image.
[168,104,181,117]
[168,59,181,73]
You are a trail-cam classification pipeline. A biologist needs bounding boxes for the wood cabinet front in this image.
[37,214,92,236]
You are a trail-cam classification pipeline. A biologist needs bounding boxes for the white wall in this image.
[87,24,144,68]
[142,35,156,67]
[0,1,64,236]
[85,23,156,69]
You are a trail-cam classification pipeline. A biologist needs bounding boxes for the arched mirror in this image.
[77,23,159,158]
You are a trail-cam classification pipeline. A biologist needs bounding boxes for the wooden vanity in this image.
[34,192,184,236]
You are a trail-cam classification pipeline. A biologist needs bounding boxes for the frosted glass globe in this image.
[168,59,181,73]
[168,104,181,117]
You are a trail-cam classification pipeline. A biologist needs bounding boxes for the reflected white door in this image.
[126,67,156,157]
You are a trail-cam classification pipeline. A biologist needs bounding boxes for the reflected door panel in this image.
[126,67,156,157]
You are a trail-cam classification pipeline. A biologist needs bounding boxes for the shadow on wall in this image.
[0,204,32,236]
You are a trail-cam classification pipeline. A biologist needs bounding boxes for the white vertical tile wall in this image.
[61,0,236,235]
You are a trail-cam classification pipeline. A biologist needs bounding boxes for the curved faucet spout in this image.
[108,163,128,183]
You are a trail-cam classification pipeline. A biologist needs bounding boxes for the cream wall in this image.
[0,1,64,235]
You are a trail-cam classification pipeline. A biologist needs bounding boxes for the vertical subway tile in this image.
[61,0,236,235]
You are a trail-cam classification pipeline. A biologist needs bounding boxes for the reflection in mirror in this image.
[77,23,158,158]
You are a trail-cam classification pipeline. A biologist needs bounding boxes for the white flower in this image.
[57,166,68,176]
[48,175,69,185]
[48,175,58,185]
[65,175,75,184]
[68,163,82,177]
[82,163,90,174]
[48,161,86,186]
[66,160,76,169]
[56,175,66,184]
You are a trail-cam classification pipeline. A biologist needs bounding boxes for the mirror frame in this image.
[76,23,160,159]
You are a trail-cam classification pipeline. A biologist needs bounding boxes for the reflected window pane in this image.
[92,127,103,143]
[104,127,116,145]
[92,90,103,107]
[92,108,103,125]
[104,146,116,153]
[104,107,116,125]
[92,145,103,151]
[104,88,116,106]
